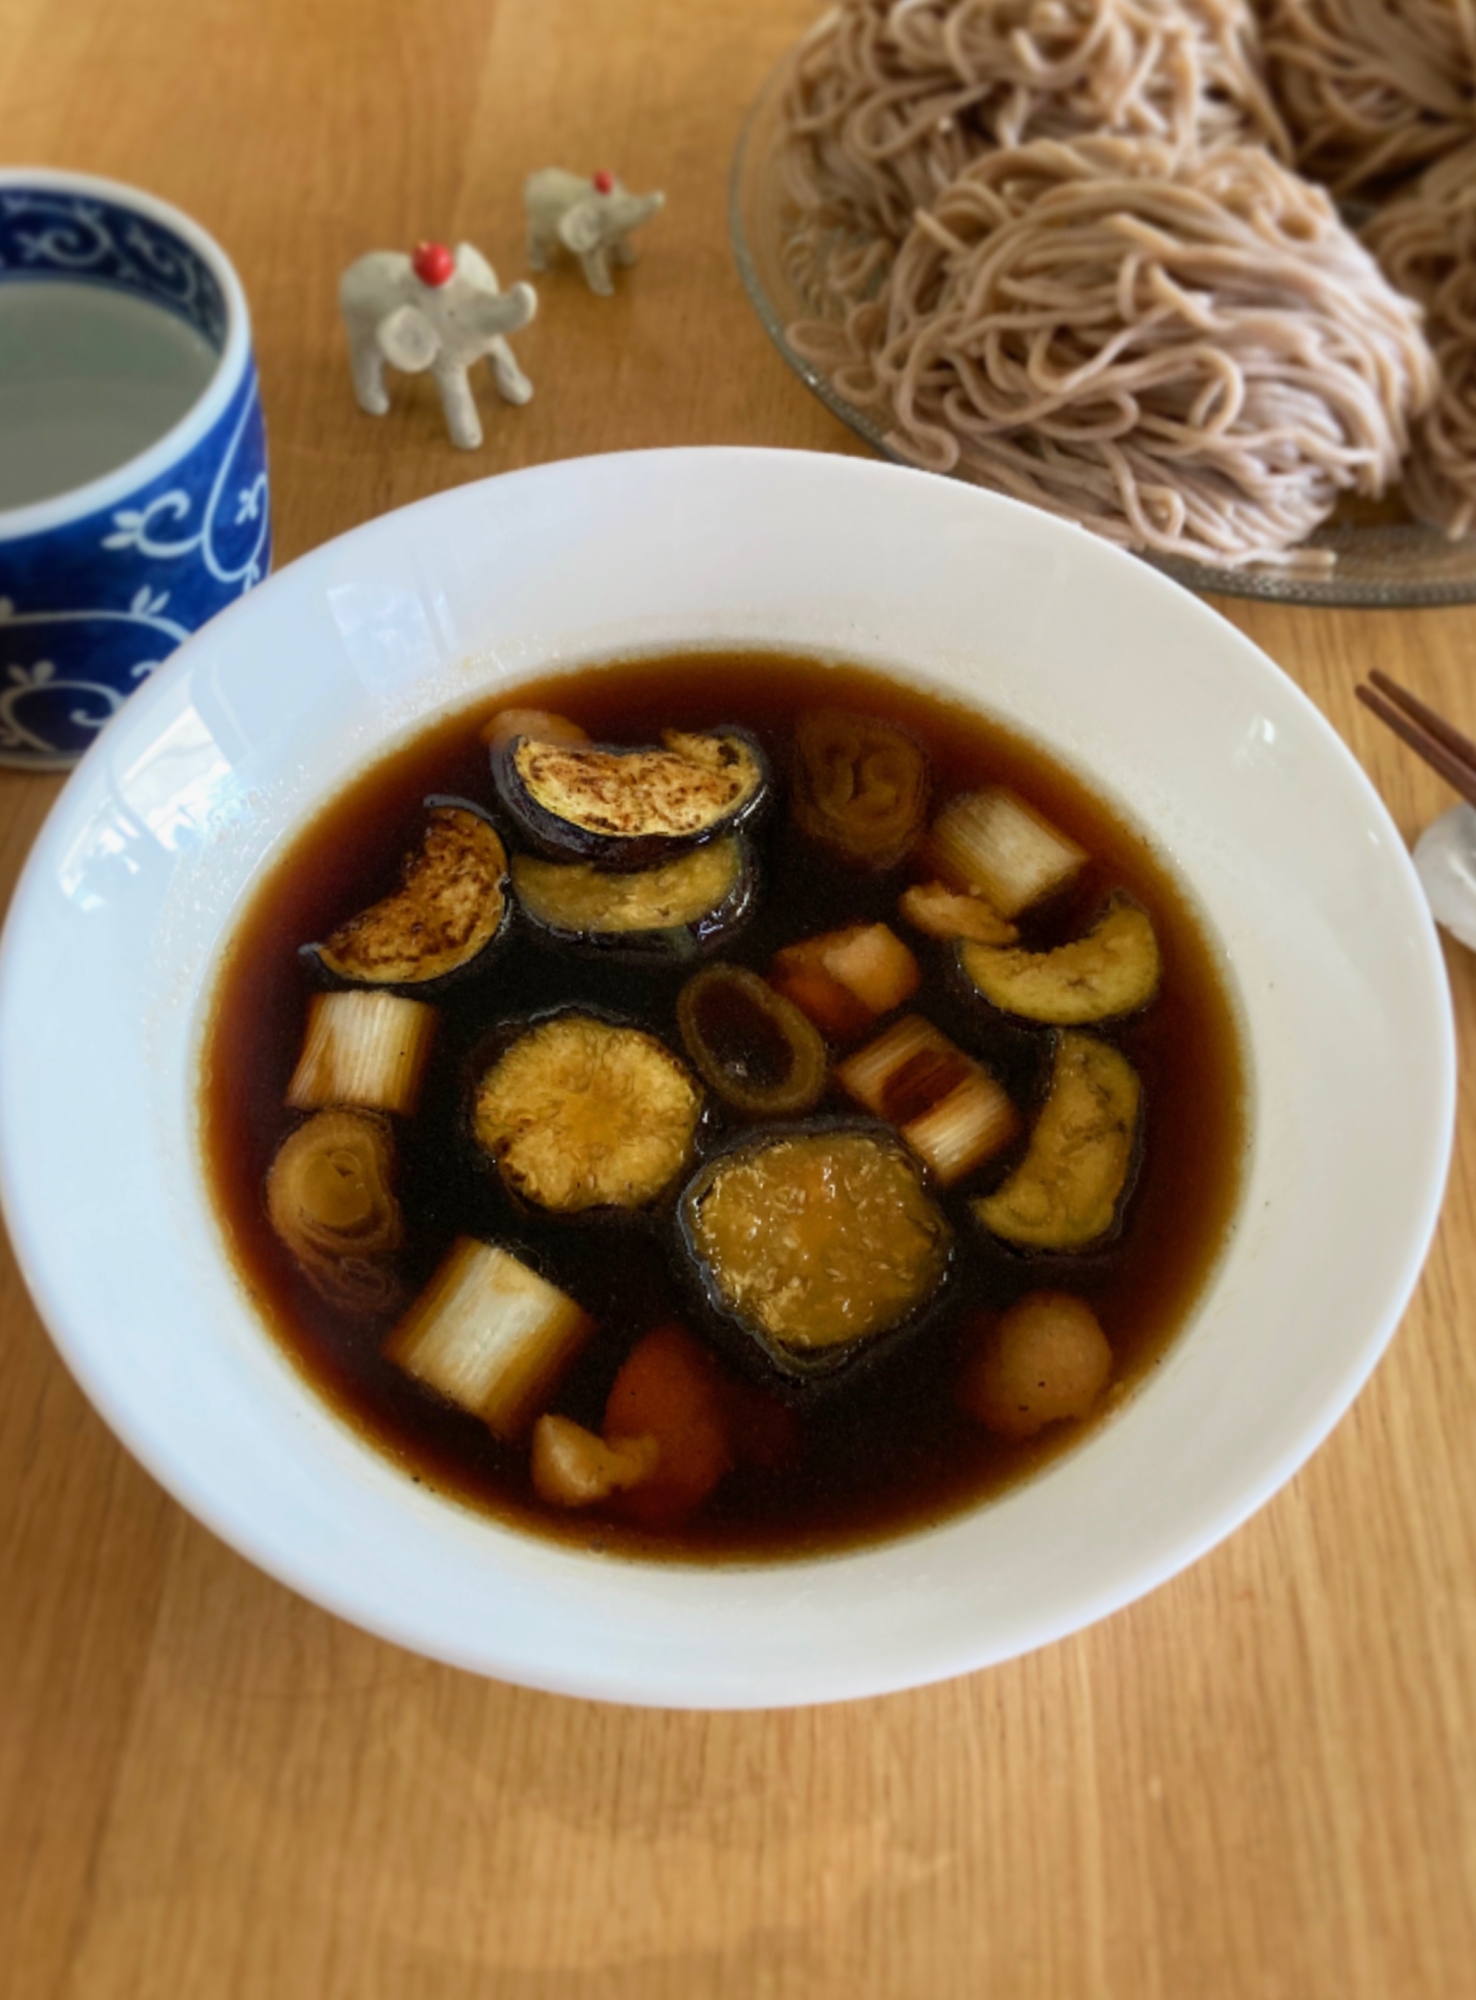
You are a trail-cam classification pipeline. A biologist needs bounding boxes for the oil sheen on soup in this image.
[202,653,1246,1560]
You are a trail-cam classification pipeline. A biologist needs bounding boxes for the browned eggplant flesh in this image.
[493,727,769,867]
[510,837,755,957]
[679,1123,952,1385]
[306,800,508,990]
[676,963,828,1117]
[960,893,1161,1024]
[790,708,928,869]
[973,1032,1142,1251]
[472,1012,704,1216]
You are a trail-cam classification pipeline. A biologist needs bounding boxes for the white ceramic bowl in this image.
[0,449,1454,1707]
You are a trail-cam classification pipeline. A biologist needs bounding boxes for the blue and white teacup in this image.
[0,169,270,768]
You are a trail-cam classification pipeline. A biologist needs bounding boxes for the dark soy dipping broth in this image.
[203,653,1247,1560]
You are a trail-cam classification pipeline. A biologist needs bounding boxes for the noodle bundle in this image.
[1364,142,1476,535]
[792,137,1437,567]
[1254,0,1476,192]
[781,0,1290,243]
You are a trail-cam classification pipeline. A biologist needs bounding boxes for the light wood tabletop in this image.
[4,1,1476,1994]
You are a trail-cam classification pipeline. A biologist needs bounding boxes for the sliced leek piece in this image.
[973,1032,1141,1251]
[904,1071,1022,1188]
[676,963,827,1117]
[898,879,1018,945]
[472,1012,702,1214]
[960,893,1160,1024]
[923,787,1086,917]
[384,1238,594,1440]
[836,1015,1020,1186]
[790,708,928,869]
[286,990,437,1116]
[265,1108,404,1314]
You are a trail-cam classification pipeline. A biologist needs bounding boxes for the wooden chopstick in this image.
[1354,672,1476,812]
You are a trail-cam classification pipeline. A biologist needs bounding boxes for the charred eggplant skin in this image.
[490,726,772,870]
[301,796,510,996]
[676,1118,955,1399]
[510,837,759,962]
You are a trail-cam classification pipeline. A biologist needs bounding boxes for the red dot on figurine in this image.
[592,169,615,195]
[411,240,455,288]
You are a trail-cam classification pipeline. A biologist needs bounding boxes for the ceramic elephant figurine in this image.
[340,240,537,450]
[523,170,665,297]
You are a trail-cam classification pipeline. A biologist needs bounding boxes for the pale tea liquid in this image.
[0,281,218,509]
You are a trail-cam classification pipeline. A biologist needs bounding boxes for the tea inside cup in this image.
[0,171,269,769]
[0,280,220,510]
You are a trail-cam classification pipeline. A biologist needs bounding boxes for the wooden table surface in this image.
[4,1,1476,1994]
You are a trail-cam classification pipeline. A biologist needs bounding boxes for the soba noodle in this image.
[1254,0,1476,193]
[781,0,1290,245]
[791,137,1437,567]
[1364,142,1476,535]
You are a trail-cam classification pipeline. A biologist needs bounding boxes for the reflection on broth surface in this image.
[202,653,1246,1560]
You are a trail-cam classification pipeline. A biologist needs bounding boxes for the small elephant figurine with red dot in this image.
[524,169,666,297]
[339,240,537,450]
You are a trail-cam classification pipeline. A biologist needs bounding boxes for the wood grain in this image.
[2,2,1475,1995]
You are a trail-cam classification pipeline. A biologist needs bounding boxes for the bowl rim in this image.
[0,445,1456,1705]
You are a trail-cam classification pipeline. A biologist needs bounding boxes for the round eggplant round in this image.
[468,1007,710,1224]
[676,1118,955,1396]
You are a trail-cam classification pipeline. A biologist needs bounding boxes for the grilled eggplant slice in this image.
[305,800,508,991]
[960,893,1161,1024]
[679,1123,952,1387]
[492,727,769,868]
[510,836,755,958]
[973,1032,1141,1251]
[676,964,827,1117]
[790,708,928,869]
[472,1012,703,1216]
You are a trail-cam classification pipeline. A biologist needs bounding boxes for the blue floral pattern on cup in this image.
[0,182,270,766]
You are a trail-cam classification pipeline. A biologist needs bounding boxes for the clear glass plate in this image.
[730,52,1476,609]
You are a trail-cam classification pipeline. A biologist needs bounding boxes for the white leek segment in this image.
[384,1238,595,1440]
[836,1015,1020,1186]
[923,787,1086,918]
[286,990,437,1115]
[530,1415,659,1507]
